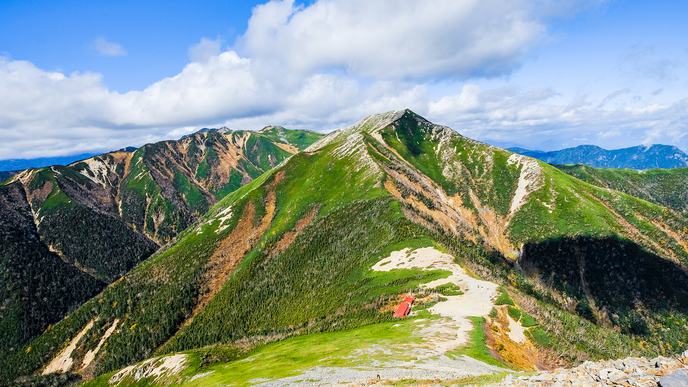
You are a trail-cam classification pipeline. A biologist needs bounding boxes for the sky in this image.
[0,0,687,160]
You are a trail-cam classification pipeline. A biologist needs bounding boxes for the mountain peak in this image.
[305,109,451,153]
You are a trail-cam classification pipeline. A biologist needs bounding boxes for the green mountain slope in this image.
[556,164,688,217]
[0,128,323,362]
[4,110,688,385]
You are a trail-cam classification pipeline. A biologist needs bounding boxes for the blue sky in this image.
[0,0,686,159]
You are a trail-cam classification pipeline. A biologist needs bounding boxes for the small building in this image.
[393,295,416,318]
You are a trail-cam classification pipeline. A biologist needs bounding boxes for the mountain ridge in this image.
[508,144,688,169]
[0,126,324,363]
[4,110,688,386]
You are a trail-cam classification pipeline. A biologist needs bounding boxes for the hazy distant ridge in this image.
[0,153,98,172]
[508,144,688,169]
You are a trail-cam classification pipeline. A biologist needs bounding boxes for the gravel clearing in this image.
[373,247,499,353]
[253,355,509,386]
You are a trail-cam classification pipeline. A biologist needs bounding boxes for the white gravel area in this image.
[253,355,508,386]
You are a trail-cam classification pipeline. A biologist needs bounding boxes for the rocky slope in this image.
[4,110,688,386]
[494,355,688,387]
[509,144,688,169]
[0,127,323,361]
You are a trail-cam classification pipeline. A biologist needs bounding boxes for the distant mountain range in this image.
[508,144,688,169]
[0,153,98,172]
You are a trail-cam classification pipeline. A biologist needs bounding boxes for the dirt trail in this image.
[373,247,499,352]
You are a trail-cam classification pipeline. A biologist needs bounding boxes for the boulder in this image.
[659,369,688,387]
[599,368,627,382]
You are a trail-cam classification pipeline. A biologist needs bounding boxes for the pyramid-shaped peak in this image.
[304,110,402,152]
[304,109,455,152]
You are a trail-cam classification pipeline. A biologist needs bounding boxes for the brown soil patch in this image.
[369,131,414,169]
[269,204,320,259]
[400,204,436,231]
[266,170,286,189]
[652,220,688,255]
[383,175,457,234]
[485,306,542,371]
[164,191,277,340]
[30,180,54,208]
[448,193,479,229]
[274,142,299,154]
[468,190,515,256]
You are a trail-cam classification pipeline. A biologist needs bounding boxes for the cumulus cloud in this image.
[92,37,127,57]
[240,0,548,80]
[426,83,688,151]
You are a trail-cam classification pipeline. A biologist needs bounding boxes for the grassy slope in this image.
[557,164,688,217]
[257,126,325,151]
[84,310,479,387]
[0,137,460,382]
[380,111,688,261]
[377,111,688,356]
[6,110,688,385]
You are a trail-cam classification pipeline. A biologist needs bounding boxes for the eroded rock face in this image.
[495,355,688,387]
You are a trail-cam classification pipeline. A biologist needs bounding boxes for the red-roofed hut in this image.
[393,295,416,319]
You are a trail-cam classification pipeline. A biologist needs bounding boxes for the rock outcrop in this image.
[496,355,688,387]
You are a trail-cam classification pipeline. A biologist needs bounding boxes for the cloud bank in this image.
[0,0,686,159]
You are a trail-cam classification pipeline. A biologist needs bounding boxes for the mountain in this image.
[509,144,688,169]
[0,153,99,172]
[556,164,688,217]
[0,127,323,363]
[4,110,688,386]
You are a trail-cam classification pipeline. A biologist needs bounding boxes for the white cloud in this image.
[92,37,127,57]
[426,83,688,151]
[598,88,631,107]
[240,0,549,80]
